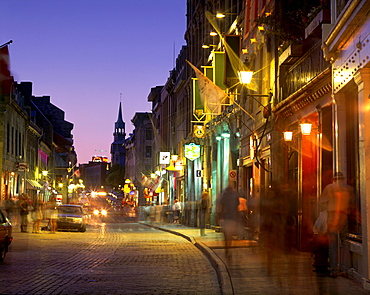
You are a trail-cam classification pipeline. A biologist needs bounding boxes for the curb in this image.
[140,222,233,295]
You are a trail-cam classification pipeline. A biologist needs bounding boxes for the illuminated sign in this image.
[159,152,171,164]
[184,143,200,161]
[92,156,108,163]
[194,125,205,138]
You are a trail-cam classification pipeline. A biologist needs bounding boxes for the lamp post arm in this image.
[229,95,255,121]
[246,92,272,108]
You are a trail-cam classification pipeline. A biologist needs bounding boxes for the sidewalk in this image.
[140,222,370,295]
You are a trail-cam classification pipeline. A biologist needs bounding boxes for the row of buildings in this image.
[0,61,78,205]
[0,43,116,206]
[123,0,370,288]
[0,41,126,209]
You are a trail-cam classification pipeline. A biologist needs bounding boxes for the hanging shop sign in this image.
[194,125,205,138]
[16,162,29,172]
[184,143,200,161]
[159,152,171,165]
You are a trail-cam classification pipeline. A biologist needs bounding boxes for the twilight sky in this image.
[0,0,186,164]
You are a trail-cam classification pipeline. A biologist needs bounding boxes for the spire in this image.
[115,102,125,127]
[116,102,124,124]
[114,101,125,137]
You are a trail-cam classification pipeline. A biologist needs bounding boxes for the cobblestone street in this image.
[0,223,221,295]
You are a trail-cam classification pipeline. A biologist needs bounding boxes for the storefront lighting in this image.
[221,130,230,138]
[42,170,48,176]
[283,131,293,141]
[300,121,312,135]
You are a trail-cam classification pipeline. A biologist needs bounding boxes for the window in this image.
[19,131,22,157]
[145,127,152,140]
[15,130,18,157]
[11,127,14,155]
[145,146,152,158]
[6,124,9,153]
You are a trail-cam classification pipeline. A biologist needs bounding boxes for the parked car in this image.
[0,208,13,261]
[57,204,88,232]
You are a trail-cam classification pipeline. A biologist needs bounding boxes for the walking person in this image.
[45,195,58,233]
[19,194,30,233]
[32,196,44,233]
[238,195,248,239]
[172,199,181,224]
[218,186,240,258]
[319,171,353,278]
[4,196,15,222]
[199,191,210,236]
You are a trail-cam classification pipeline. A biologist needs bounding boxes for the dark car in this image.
[57,204,88,232]
[0,208,12,261]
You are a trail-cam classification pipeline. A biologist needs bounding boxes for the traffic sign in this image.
[229,170,237,180]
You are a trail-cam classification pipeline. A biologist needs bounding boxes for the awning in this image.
[26,179,43,189]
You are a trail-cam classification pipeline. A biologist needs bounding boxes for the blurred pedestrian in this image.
[45,195,58,233]
[172,199,181,224]
[32,196,44,234]
[149,204,156,224]
[184,198,190,226]
[260,184,286,275]
[4,196,15,222]
[319,171,352,278]
[199,191,210,236]
[13,196,21,226]
[19,193,30,233]
[219,186,240,258]
[238,195,248,239]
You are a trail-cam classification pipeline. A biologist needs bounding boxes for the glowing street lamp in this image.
[300,121,312,135]
[215,12,237,18]
[283,131,293,141]
[238,70,254,84]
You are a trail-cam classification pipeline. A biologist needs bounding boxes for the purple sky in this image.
[0,0,186,164]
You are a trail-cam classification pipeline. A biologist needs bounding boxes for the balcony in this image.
[305,9,331,38]
[278,43,303,66]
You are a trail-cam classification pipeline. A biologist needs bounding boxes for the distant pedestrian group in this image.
[3,193,59,234]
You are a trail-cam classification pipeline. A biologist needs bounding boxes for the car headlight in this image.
[101,209,107,216]
[93,209,100,215]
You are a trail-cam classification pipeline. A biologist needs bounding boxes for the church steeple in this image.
[114,102,125,137]
[110,101,126,167]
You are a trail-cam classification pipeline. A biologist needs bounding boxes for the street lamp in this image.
[300,121,312,135]
[283,131,293,141]
[215,12,237,18]
[238,70,254,84]
[202,44,218,49]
